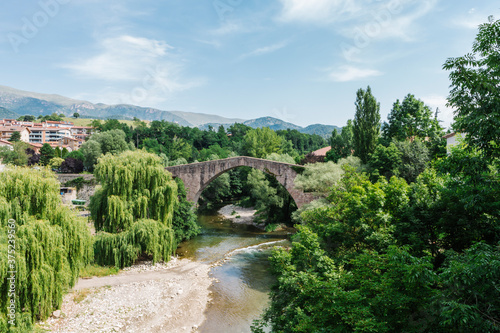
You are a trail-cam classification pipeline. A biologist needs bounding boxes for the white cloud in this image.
[63,35,202,106]
[279,0,438,43]
[337,0,438,43]
[63,35,172,81]
[328,65,382,82]
[421,94,455,129]
[278,0,361,24]
[452,10,490,30]
[239,41,288,60]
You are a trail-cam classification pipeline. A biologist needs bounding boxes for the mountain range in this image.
[0,85,340,138]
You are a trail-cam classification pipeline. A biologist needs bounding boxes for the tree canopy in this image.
[90,150,179,267]
[243,127,284,158]
[382,94,441,141]
[443,16,500,159]
[0,168,92,331]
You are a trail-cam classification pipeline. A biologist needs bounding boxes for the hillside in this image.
[0,85,191,126]
[169,111,245,127]
[0,85,340,138]
[243,117,302,131]
[302,124,341,138]
[0,106,19,119]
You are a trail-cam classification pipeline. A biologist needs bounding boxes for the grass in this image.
[265,223,279,232]
[79,264,120,278]
[63,117,150,128]
[73,289,92,304]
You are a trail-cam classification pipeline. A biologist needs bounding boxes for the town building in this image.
[0,126,31,142]
[443,132,464,154]
[0,118,95,151]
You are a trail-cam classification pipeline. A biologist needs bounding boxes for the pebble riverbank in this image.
[41,258,213,333]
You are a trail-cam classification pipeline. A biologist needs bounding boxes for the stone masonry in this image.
[166,156,315,208]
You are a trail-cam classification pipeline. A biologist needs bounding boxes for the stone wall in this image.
[77,184,98,202]
[57,173,94,184]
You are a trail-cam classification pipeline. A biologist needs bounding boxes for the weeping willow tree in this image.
[90,150,178,268]
[0,167,93,332]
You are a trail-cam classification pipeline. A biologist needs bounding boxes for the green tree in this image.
[172,178,200,243]
[382,94,441,142]
[0,168,92,331]
[168,136,192,161]
[54,146,62,158]
[61,147,69,158]
[0,142,29,166]
[243,127,283,158]
[73,112,80,118]
[80,129,130,170]
[80,140,102,170]
[294,156,365,196]
[90,150,179,268]
[199,173,232,210]
[8,131,20,142]
[326,121,354,163]
[443,17,500,159]
[368,143,402,180]
[437,243,500,331]
[66,149,84,161]
[17,115,35,122]
[353,86,381,163]
[49,157,65,170]
[394,139,430,183]
[39,143,55,166]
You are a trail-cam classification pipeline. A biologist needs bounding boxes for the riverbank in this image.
[218,204,263,228]
[41,258,213,333]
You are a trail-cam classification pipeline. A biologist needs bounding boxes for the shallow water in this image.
[176,212,291,333]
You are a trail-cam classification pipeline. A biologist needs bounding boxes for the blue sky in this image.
[1,0,498,128]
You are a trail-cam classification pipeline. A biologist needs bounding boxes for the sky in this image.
[1,0,499,128]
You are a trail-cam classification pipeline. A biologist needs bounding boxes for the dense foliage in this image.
[254,153,500,332]
[0,168,92,332]
[382,94,441,142]
[326,120,354,163]
[443,17,500,160]
[90,150,180,267]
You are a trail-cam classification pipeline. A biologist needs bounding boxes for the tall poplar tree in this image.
[353,86,381,163]
[90,150,179,268]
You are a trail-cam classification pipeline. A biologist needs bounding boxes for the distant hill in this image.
[243,117,303,131]
[199,117,340,139]
[0,85,340,138]
[302,124,341,138]
[169,111,244,127]
[0,85,191,126]
[0,106,19,119]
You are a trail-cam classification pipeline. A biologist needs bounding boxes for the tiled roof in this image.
[311,146,331,156]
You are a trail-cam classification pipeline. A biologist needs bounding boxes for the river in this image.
[176,210,292,333]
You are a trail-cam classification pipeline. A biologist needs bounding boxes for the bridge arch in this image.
[165,156,315,208]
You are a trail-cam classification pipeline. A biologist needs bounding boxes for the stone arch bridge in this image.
[165,156,315,208]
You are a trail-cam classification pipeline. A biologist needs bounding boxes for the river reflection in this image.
[176,212,291,333]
